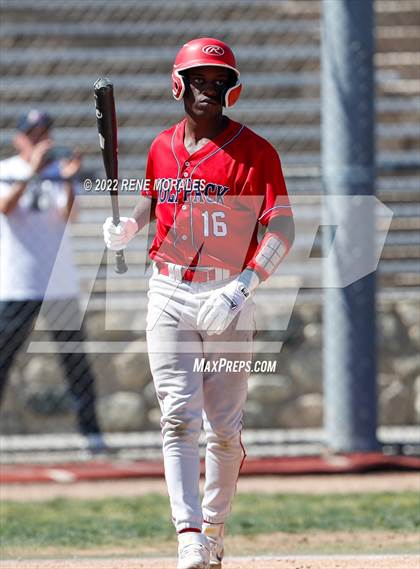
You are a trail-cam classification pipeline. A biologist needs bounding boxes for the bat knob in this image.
[115,250,128,274]
[94,77,113,91]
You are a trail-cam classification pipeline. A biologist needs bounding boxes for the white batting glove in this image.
[197,278,251,335]
[103,216,138,251]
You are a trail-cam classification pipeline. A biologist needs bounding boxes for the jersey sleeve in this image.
[256,144,292,226]
[0,160,29,199]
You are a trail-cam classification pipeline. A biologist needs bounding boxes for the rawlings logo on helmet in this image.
[202,45,225,56]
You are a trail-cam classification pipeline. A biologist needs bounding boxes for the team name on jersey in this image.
[154,178,229,204]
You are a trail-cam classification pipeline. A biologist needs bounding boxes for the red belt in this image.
[156,262,218,283]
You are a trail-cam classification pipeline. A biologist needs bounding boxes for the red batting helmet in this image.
[172,37,242,108]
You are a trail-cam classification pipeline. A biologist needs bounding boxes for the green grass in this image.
[229,492,420,534]
[1,492,418,553]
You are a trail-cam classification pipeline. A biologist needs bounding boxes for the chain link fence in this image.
[0,1,419,451]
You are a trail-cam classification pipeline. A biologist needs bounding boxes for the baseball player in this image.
[103,38,294,569]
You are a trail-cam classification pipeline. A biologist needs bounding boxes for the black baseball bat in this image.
[93,77,127,274]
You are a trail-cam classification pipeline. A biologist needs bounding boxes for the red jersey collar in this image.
[173,117,242,165]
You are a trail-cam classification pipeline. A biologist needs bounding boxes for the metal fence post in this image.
[321,0,379,452]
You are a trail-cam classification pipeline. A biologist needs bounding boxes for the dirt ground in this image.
[2,472,419,501]
[1,555,419,569]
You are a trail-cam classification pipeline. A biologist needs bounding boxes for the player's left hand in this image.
[60,152,82,179]
[197,278,250,335]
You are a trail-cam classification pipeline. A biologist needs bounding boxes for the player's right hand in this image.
[103,216,138,250]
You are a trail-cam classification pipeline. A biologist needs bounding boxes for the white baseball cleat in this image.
[177,531,210,569]
[202,522,224,569]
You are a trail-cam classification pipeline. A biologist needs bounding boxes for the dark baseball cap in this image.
[17,109,53,133]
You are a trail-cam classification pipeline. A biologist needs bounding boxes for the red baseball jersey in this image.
[142,117,292,273]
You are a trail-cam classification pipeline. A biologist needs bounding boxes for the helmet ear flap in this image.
[172,70,187,101]
[222,71,242,107]
[223,82,242,108]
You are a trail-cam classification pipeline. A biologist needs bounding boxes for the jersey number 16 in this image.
[201,211,227,237]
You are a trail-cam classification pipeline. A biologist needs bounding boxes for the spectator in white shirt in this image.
[0,110,103,442]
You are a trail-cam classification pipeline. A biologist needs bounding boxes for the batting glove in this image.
[103,216,138,251]
[197,277,251,335]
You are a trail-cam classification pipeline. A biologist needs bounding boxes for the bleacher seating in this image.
[1,0,419,310]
